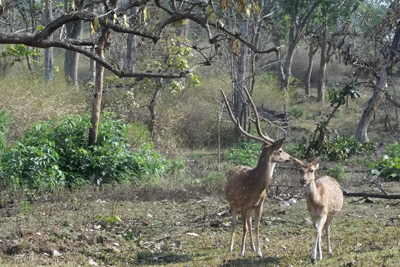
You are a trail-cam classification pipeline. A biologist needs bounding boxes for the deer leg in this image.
[247,212,255,252]
[311,216,326,263]
[229,208,237,253]
[254,201,264,257]
[240,209,249,256]
[325,215,334,255]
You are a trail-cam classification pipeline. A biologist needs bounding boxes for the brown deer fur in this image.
[225,140,291,257]
[220,87,291,257]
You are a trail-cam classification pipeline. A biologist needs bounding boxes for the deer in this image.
[220,87,291,257]
[291,157,343,263]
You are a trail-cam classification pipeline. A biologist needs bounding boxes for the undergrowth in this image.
[1,113,184,191]
[371,142,400,180]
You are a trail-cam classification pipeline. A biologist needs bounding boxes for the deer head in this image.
[291,157,320,186]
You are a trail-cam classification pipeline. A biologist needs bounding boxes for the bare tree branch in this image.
[385,90,400,108]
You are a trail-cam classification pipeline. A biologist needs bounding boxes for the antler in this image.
[220,88,275,144]
[242,87,276,144]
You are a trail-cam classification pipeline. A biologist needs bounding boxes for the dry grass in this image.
[0,72,89,143]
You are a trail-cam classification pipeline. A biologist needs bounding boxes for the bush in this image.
[323,136,365,161]
[327,165,346,181]
[0,110,10,154]
[289,106,307,119]
[286,135,375,162]
[227,139,261,167]
[371,142,400,180]
[1,113,184,190]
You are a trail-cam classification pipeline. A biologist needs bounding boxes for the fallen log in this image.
[342,190,400,199]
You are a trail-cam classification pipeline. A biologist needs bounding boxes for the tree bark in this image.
[44,0,53,82]
[88,28,108,146]
[317,22,328,102]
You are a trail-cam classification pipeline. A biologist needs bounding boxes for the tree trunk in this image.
[64,0,82,86]
[88,28,108,146]
[273,35,286,86]
[355,20,400,143]
[234,19,248,127]
[282,42,296,91]
[125,7,138,72]
[43,0,53,82]
[317,22,328,102]
[64,20,82,85]
[355,76,387,143]
[305,43,316,96]
[148,85,162,137]
[88,2,96,82]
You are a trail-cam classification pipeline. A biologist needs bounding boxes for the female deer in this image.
[221,88,291,257]
[291,157,343,263]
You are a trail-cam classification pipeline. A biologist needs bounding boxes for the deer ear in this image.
[270,138,284,151]
[312,157,321,169]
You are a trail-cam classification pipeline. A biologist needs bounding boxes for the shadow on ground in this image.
[220,256,280,266]
[135,251,192,266]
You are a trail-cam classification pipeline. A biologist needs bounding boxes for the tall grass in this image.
[0,72,89,144]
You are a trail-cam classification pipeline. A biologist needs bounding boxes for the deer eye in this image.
[310,169,314,172]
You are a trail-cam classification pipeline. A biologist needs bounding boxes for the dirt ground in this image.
[0,174,399,267]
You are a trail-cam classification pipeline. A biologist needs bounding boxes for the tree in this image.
[315,0,361,102]
[349,2,400,143]
[0,0,281,145]
[63,0,83,86]
[279,0,323,91]
[304,39,318,95]
[43,0,54,81]
[355,20,400,143]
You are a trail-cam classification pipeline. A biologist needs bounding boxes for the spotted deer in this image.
[291,157,343,263]
[221,88,291,257]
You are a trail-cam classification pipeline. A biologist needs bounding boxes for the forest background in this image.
[0,0,399,266]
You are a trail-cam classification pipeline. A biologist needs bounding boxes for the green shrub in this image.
[1,113,184,190]
[285,136,309,159]
[0,110,10,154]
[327,165,346,181]
[227,139,261,167]
[287,135,375,162]
[371,142,400,180]
[289,106,307,119]
[323,136,364,161]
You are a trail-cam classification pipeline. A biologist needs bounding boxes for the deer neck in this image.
[305,179,322,205]
[253,148,275,186]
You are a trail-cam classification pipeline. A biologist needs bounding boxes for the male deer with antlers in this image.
[221,88,291,257]
[291,157,343,263]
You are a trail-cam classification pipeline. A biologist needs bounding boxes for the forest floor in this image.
[0,174,399,267]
